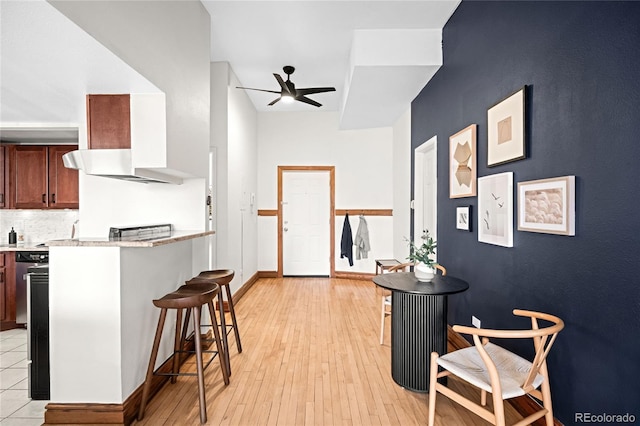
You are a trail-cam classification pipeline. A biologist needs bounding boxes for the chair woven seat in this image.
[437,342,544,399]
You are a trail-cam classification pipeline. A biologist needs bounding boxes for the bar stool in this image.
[138,282,229,424]
[196,269,242,354]
[182,269,241,377]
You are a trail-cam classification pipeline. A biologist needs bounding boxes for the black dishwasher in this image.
[27,265,50,400]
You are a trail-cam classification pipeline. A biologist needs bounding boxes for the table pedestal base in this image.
[391,292,448,392]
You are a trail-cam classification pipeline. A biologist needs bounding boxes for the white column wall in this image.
[393,108,412,263]
[257,112,394,273]
[211,62,259,292]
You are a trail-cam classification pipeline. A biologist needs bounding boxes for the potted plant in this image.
[407,229,438,282]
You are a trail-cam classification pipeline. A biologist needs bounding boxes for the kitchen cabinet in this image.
[5,145,79,209]
[0,145,6,208]
[87,94,131,149]
[0,252,17,331]
[48,146,79,208]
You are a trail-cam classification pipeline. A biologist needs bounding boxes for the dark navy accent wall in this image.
[411,1,640,423]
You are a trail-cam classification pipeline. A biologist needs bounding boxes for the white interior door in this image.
[282,171,330,276]
[414,136,438,257]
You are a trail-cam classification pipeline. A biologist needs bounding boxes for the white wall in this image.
[392,108,412,262]
[257,112,395,273]
[210,62,259,291]
[49,1,210,236]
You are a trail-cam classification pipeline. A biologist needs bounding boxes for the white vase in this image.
[414,263,435,282]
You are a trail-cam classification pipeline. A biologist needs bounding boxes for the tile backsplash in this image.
[0,209,79,244]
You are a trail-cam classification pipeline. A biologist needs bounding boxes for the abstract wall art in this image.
[449,124,477,198]
[478,172,513,247]
[517,175,576,236]
[487,87,526,167]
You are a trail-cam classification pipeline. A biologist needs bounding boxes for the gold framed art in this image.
[449,124,477,198]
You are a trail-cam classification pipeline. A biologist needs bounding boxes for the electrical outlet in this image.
[472,316,481,328]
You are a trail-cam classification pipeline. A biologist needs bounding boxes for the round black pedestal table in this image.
[372,272,469,392]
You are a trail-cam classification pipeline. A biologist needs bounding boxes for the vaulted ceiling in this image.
[0,0,459,142]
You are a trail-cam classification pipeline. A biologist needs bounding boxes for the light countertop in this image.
[46,230,214,248]
[0,244,49,252]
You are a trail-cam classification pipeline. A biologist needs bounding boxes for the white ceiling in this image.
[0,0,459,142]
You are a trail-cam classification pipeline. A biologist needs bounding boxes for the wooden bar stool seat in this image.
[138,282,229,424]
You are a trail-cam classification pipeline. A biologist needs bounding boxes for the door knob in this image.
[284,227,289,232]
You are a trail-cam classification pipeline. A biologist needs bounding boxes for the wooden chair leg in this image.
[192,306,207,424]
[379,295,386,345]
[207,300,230,384]
[427,352,439,426]
[138,308,167,421]
[224,284,242,353]
[539,363,555,426]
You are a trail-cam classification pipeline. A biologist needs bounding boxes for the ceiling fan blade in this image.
[268,97,281,106]
[273,73,293,96]
[296,95,322,107]
[236,86,281,94]
[296,87,336,96]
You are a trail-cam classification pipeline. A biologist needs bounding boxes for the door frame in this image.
[413,136,438,257]
[277,165,335,278]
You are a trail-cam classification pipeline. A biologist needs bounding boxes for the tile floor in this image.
[0,328,46,425]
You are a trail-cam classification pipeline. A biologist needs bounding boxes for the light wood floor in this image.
[133,277,523,425]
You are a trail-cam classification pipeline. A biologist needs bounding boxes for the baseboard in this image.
[44,330,210,425]
[447,325,563,426]
[0,320,21,331]
[334,271,375,280]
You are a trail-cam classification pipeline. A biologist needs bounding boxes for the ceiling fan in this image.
[237,65,336,107]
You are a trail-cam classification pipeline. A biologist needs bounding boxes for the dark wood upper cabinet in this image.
[48,146,79,208]
[11,146,48,209]
[6,145,78,210]
[87,94,131,149]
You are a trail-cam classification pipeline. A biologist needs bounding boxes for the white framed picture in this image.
[478,172,514,247]
[517,175,576,236]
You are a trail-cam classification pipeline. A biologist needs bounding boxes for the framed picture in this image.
[517,175,576,236]
[478,172,513,247]
[487,87,526,167]
[449,124,477,198]
[456,206,472,231]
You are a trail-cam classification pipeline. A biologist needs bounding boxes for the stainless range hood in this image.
[62,149,184,184]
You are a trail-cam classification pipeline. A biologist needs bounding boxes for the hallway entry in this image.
[278,166,335,277]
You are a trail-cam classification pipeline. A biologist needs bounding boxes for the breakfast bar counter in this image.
[45,230,214,424]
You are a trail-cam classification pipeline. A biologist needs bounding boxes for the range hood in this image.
[62,149,184,184]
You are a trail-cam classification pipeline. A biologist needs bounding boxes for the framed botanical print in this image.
[487,87,526,167]
[449,124,477,198]
[478,172,514,247]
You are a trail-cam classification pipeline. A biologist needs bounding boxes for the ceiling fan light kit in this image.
[237,65,336,107]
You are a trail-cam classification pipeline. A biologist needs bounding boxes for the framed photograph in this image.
[517,175,576,236]
[449,124,477,198]
[487,87,526,167]
[456,206,472,231]
[478,172,513,247]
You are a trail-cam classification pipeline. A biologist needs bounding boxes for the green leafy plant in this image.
[406,229,438,267]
